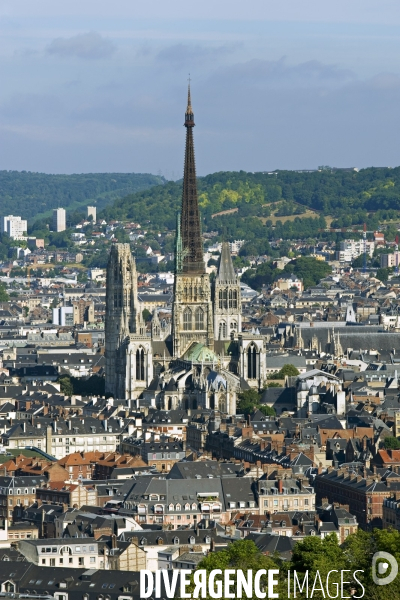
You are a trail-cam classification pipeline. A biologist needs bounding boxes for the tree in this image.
[58,376,74,397]
[384,436,400,450]
[0,283,9,302]
[183,539,285,600]
[269,364,300,379]
[236,389,261,416]
[352,254,365,269]
[376,267,391,283]
[258,404,276,416]
[142,308,152,322]
[77,272,88,284]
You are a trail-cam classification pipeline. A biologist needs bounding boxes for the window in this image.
[247,344,258,379]
[50,558,55,566]
[232,290,238,309]
[183,308,192,331]
[90,557,95,563]
[305,499,309,506]
[79,557,84,565]
[195,308,204,330]
[41,559,46,565]
[136,348,145,381]
[219,322,227,339]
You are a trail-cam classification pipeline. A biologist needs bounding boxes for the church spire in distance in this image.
[180,82,205,274]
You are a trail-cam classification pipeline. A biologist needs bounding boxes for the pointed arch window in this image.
[247,344,258,379]
[218,290,223,309]
[136,348,145,380]
[222,288,228,309]
[195,308,204,330]
[228,289,233,308]
[219,322,227,339]
[183,308,192,331]
[232,290,238,309]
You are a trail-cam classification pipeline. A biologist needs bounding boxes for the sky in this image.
[0,1,400,177]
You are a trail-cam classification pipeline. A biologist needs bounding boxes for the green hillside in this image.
[0,171,165,223]
[101,167,400,252]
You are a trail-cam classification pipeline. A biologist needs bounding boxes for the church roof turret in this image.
[217,241,237,284]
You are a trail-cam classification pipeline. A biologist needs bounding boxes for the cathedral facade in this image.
[105,88,266,412]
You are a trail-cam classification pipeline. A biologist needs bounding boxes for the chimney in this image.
[104,419,108,431]
[68,420,72,430]
[277,478,283,493]
[111,534,117,549]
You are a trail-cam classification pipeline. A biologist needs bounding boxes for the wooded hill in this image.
[0,171,164,222]
[101,167,400,251]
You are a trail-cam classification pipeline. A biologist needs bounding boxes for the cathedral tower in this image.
[172,86,214,357]
[105,243,138,398]
[214,242,242,339]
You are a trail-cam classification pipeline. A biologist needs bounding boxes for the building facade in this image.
[1,215,28,239]
[52,208,66,232]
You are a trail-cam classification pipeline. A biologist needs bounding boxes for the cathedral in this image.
[105,87,267,412]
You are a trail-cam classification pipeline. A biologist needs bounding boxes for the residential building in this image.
[87,206,97,221]
[2,417,129,460]
[258,477,315,514]
[0,476,46,524]
[1,215,28,240]
[52,208,66,233]
[380,252,400,268]
[337,239,374,262]
[52,306,73,326]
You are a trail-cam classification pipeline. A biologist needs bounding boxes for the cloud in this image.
[0,93,63,121]
[208,57,356,90]
[156,43,237,67]
[46,31,116,60]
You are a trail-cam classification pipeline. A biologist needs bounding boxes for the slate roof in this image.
[167,461,243,479]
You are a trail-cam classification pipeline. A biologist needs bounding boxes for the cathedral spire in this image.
[180,83,204,274]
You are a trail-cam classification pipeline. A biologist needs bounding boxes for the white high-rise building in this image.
[337,239,375,263]
[52,208,66,232]
[381,252,400,268]
[1,215,28,240]
[87,206,96,222]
